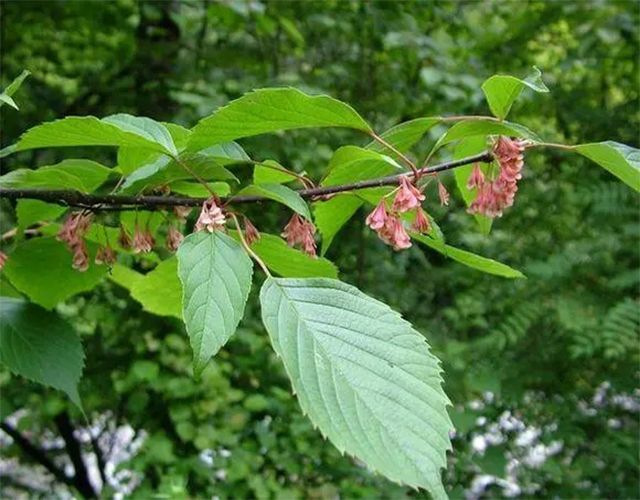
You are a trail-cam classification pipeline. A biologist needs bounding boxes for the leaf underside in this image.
[177,232,253,376]
[259,277,452,498]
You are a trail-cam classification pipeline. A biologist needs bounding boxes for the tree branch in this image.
[54,412,97,498]
[0,152,492,211]
[0,421,73,489]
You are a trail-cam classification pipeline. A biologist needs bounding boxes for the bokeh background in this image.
[1,1,638,498]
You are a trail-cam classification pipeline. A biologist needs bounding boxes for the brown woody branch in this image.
[0,152,492,211]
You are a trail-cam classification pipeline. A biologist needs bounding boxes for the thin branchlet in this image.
[0,151,492,212]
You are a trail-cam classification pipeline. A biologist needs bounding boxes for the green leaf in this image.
[254,160,298,184]
[232,233,338,278]
[108,263,143,290]
[17,201,66,230]
[120,152,238,194]
[411,233,524,279]
[0,70,31,110]
[238,183,311,219]
[177,232,253,376]
[199,142,250,165]
[574,141,640,192]
[102,114,177,155]
[481,67,549,120]
[188,88,372,151]
[366,117,441,154]
[0,297,84,407]
[130,258,183,319]
[432,119,540,153]
[452,137,493,234]
[3,237,107,309]
[12,115,177,156]
[0,159,112,192]
[313,195,363,256]
[321,146,402,187]
[117,147,159,176]
[169,181,230,197]
[259,278,452,497]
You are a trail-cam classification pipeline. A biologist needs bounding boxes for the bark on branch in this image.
[0,152,492,212]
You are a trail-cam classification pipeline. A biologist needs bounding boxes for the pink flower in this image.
[118,226,132,250]
[95,245,116,266]
[392,176,425,213]
[365,200,388,230]
[412,207,431,234]
[386,217,412,251]
[281,214,317,256]
[166,225,184,252]
[373,216,411,251]
[244,218,261,246]
[467,164,485,190]
[468,137,525,218]
[195,197,226,232]
[72,240,89,272]
[133,224,155,254]
[57,212,92,248]
[0,251,7,270]
[438,181,450,207]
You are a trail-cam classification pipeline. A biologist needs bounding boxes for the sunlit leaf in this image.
[412,233,524,279]
[574,141,640,192]
[3,237,107,309]
[481,67,549,120]
[188,88,372,151]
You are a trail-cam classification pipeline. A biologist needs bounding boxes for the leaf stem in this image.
[229,213,271,277]
[369,132,419,177]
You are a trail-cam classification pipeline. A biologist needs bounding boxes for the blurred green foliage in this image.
[0,0,638,498]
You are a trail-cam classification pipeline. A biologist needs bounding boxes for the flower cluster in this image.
[365,176,432,251]
[166,225,184,252]
[95,245,116,266]
[244,218,261,246]
[132,225,155,254]
[0,251,7,270]
[468,136,526,218]
[195,197,226,233]
[282,214,316,256]
[57,211,93,271]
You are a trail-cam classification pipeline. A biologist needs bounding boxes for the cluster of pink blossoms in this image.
[57,212,94,271]
[282,214,316,256]
[468,136,526,218]
[365,176,439,251]
[193,197,262,246]
[195,197,226,232]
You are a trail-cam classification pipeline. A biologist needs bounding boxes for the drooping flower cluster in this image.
[95,245,116,266]
[57,211,93,271]
[282,214,316,256]
[132,224,155,254]
[195,197,226,233]
[468,136,526,218]
[244,218,261,246]
[365,176,432,251]
[166,225,184,252]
